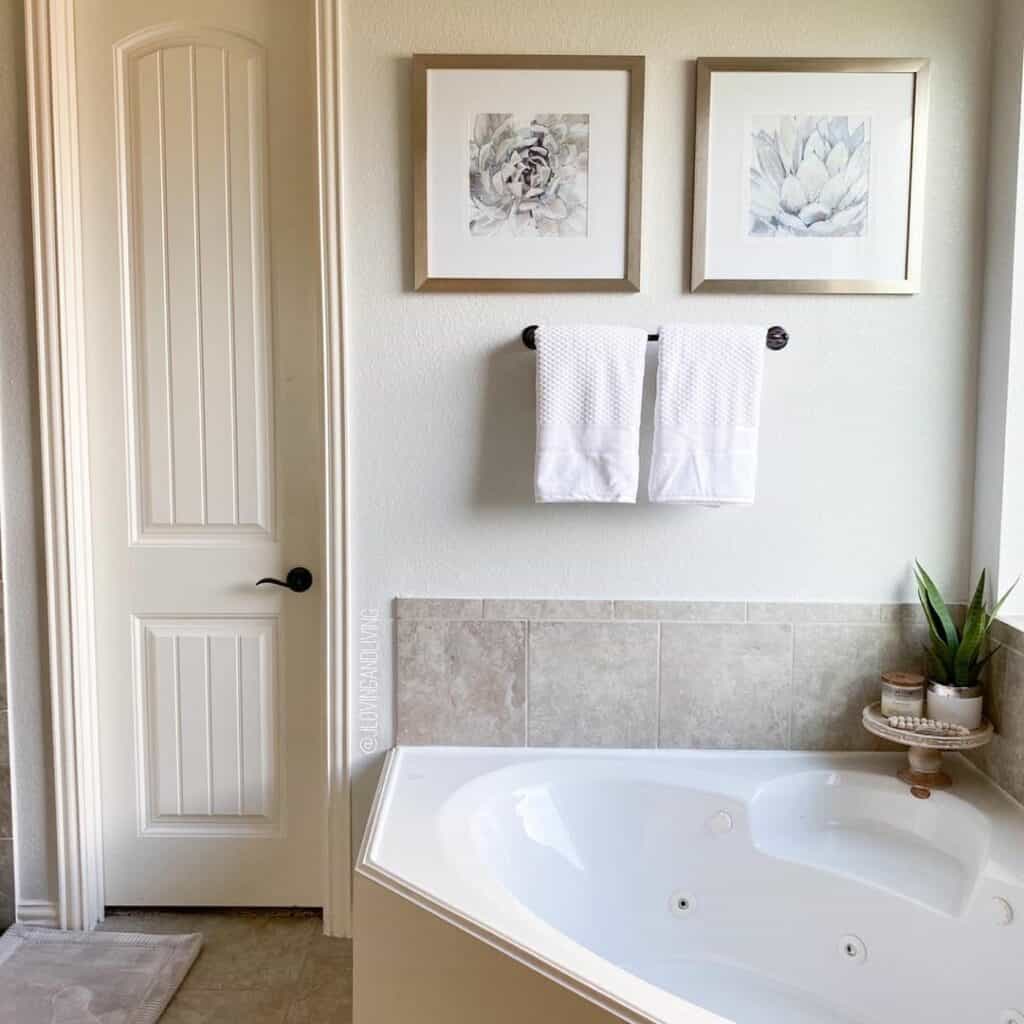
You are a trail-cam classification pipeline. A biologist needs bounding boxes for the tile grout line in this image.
[655,623,662,748]
[524,620,531,748]
[787,620,797,751]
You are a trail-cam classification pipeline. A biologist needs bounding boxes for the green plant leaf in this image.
[969,644,1001,684]
[924,644,949,683]
[917,585,956,680]
[916,583,944,638]
[917,583,955,652]
[955,570,989,684]
[987,575,1021,628]
[914,561,960,650]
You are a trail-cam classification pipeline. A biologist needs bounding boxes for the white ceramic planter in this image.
[926,681,984,731]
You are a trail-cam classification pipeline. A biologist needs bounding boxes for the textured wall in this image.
[342,0,997,837]
[0,0,59,913]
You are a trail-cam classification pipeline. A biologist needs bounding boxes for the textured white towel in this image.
[649,324,765,504]
[535,325,648,502]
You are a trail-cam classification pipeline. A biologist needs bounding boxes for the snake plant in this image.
[914,561,1018,687]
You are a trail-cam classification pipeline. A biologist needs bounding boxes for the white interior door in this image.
[76,0,325,906]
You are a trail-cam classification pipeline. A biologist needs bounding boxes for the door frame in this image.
[23,0,352,935]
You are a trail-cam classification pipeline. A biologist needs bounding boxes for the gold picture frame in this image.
[691,57,931,294]
[412,53,645,292]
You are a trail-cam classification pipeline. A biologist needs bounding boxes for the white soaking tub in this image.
[354,748,1024,1024]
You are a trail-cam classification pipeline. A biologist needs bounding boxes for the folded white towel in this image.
[534,325,648,503]
[648,324,765,505]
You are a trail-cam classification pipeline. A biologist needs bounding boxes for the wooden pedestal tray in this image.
[862,703,993,790]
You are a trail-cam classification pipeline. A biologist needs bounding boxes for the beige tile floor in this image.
[99,909,352,1023]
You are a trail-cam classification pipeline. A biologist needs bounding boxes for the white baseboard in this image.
[17,900,60,928]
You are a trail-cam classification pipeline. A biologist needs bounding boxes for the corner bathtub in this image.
[354,748,1024,1024]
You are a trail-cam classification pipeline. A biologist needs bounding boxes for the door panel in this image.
[77,0,324,907]
[118,28,274,542]
[133,615,280,835]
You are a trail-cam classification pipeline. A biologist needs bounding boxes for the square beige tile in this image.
[791,625,883,751]
[879,620,928,676]
[528,622,658,747]
[659,624,793,749]
[396,620,525,745]
[971,646,1024,803]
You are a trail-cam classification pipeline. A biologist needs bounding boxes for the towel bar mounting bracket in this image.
[521,324,789,351]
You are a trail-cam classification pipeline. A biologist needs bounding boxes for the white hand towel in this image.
[648,324,765,505]
[535,325,648,503]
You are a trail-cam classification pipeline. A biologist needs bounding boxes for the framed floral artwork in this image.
[412,54,645,292]
[691,58,930,293]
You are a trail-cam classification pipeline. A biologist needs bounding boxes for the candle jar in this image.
[880,671,926,718]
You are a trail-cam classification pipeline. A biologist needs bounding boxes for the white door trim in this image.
[314,0,353,939]
[24,0,104,933]
[23,0,352,936]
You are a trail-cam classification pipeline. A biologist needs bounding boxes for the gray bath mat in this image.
[0,924,202,1023]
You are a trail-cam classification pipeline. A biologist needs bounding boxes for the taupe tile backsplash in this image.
[395,598,934,754]
[966,619,1024,806]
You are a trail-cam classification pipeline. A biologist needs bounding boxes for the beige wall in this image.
[342,0,997,837]
[0,0,59,909]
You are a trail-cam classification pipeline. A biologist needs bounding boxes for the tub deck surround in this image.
[356,748,1024,1024]
[394,599,944,752]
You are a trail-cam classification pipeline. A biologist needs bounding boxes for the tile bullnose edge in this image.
[484,599,614,621]
[394,598,484,620]
[748,602,882,624]
[613,600,747,622]
[993,616,1024,655]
